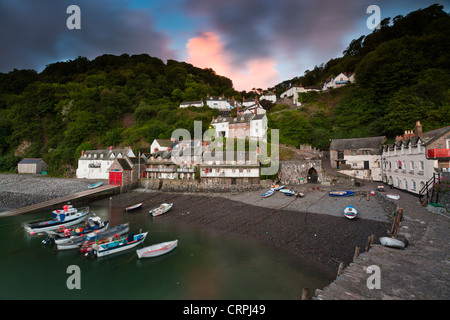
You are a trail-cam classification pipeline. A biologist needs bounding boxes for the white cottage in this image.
[76,146,135,180]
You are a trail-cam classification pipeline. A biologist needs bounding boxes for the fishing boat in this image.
[379,237,405,249]
[270,185,285,191]
[296,192,305,198]
[343,205,358,219]
[261,189,274,198]
[387,194,400,200]
[90,231,148,257]
[149,203,173,217]
[77,223,130,252]
[23,205,89,234]
[125,202,143,212]
[43,215,109,245]
[88,182,102,189]
[136,240,178,258]
[328,190,355,197]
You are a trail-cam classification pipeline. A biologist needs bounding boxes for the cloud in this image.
[186,31,280,91]
[0,0,175,72]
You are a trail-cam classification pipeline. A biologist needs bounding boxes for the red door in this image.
[109,172,122,186]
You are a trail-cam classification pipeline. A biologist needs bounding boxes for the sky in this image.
[0,0,447,91]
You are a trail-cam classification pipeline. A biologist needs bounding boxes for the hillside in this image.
[269,3,450,148]
[0,54,238,174]
[0,4,449,176]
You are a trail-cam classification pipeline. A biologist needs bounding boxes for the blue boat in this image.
[270,185,285,191]
[328,190,355,197]
[261,189,275,198]
[88,182,103,189]
[343,205,357,219]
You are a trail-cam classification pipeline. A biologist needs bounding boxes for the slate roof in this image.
[18,158,45,164]
[330,136,386,150]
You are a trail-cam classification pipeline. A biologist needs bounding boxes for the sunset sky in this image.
[0,0,447,91]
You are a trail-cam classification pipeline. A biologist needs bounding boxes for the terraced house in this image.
[381,121,450,195]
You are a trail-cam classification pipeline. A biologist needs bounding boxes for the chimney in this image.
[109,146,113,151]
[81,150,85,156]
[414,121,423,137]
[395,135,402,142]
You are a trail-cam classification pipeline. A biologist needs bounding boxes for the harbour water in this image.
[0,203,333,300]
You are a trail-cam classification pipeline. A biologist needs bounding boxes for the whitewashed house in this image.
[201,151,260,185]
[211,116,231,138]
[179,100,204,108]
[76,146,135,180]
[205,96,233,110]
[242,103,266,116]
[323,72,355,91]
[280,85,321,106]
[260,91,277,103]
[150,139,174,153]
[381,121,450,195]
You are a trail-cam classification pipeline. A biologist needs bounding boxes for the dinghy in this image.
[261,189,274,198]
[328,190,355,197]
[125,202,143,212]
[149,203,173,217]
[379,237,405,249]
[283,190,296,196]
[88,182,102,189]
[387,194,400,200]
[270,185,285,191]
[343,205,357,219]
[136,240,178,258]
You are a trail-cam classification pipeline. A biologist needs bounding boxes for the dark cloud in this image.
[0,0,174,72]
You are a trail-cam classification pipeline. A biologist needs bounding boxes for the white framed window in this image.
[419,161,424,171]
[404,179,408,190]
[412,180,416,191]
[410,161,414,170]
[446,139,450,149]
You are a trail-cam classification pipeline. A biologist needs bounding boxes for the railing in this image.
[419,173,441,204]
[427,148,450,158]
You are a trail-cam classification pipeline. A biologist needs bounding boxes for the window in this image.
[410,161,414,171]
[352,163,358,167]
[419,161,424,171]
[412,180,416,191]
[404,179,408,190]
[447,139,450,149]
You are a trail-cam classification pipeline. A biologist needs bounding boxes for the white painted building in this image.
[280,86,321,106]
[260,92,277,103]
[150,139,174,153]
[381,121,450,195]
[179,100,204,108]
[205,96,233,110]
[322,72,356,91]
[76,146,135,179]
[249,114,268,142]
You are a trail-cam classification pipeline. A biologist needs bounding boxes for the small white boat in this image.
[88,182,102,189]
[379,237,405,249]
[270,185,285,191]
[91,232,148,257]
[387,194,400,200]
[125,202,143,212]
[149,203,173,217]
[136,240,178,258]
[343,205,357,219]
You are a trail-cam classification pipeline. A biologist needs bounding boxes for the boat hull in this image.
[261,190,274,198]
[387,194,400,200]
[150,203,173,217]
[94,232,148,257]
[24,209,89,234]
[136,240,178,258]
[125,203,143,212]
[343,205,357,219]
[328,191,355,197]
[379,237,405,249]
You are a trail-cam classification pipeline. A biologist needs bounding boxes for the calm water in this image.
[0,203,333,300]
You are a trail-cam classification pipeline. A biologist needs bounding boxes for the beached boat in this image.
[328,190,355,197]
[149,203,173,217]
[91,231,148,257]
[136,240,178,258]
[125,202,143,212]
[379,236,405,249]
[88,182,102,189]
[283,190,296,196]
[77,223,130,252]
[261,189,274,198]
[376,185,385,192]
[43,215,109,245]
[270,185,285,191]
[387,194,400,200]
[296,192,305,198]
[343,205,358,219]
[23,205,89,234]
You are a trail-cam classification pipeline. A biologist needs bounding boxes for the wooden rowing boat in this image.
[136,240,178,258]
[88,182,102,189]
[387,194,400,200]
[261,189,274,198]
[125,202,143,212]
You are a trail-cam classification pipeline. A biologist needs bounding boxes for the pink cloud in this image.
[186,31,280,91]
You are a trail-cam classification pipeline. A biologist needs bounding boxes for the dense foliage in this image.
[0,54,235,174]
[0,4,449,174]
[270,4,450,147]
